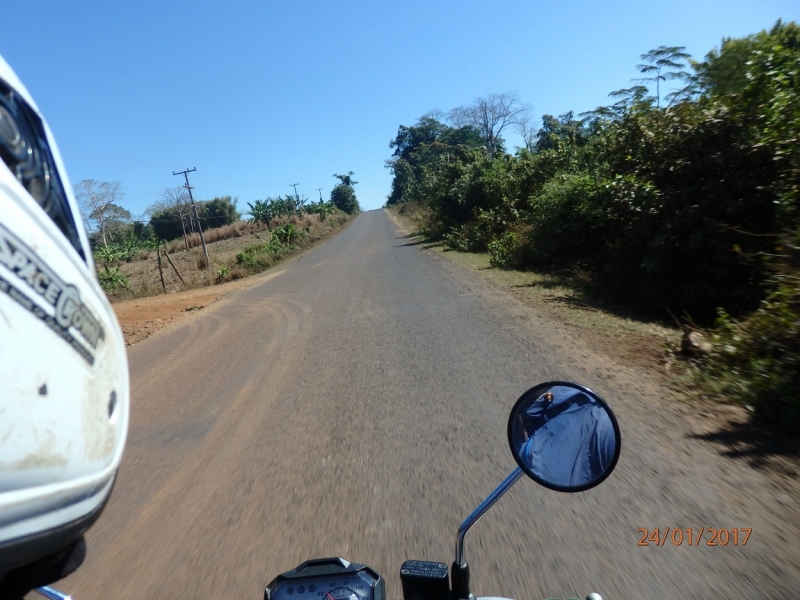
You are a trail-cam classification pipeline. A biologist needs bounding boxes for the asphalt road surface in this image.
[57,209,799,599]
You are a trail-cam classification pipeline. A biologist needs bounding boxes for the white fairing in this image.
[0,55,129,550]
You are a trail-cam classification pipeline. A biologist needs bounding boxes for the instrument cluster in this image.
[266,558,384,600]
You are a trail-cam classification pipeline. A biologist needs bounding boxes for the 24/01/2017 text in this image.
[637,527,751,547]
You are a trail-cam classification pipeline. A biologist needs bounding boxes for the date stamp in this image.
[638,527,751,547]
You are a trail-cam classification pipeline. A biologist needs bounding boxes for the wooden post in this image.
[162,249,185,284]
[157,247,166,293]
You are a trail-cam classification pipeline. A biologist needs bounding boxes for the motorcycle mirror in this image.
[508,381,621,492]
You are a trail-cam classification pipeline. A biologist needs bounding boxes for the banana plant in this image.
[308,200,335,221]
[94,245,119,266]
[273,223,294,245]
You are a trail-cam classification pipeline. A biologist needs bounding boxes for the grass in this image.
[163,220,252,253]
[99,212,351,302]
[422,239,676,344]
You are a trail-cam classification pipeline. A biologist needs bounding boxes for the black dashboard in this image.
[265,558,385,600]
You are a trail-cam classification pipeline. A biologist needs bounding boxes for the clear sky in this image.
[3,1,798,216]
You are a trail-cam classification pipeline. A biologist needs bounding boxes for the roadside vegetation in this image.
[329,171,361,215]
[385,21,800,432]
[78,173,358,302]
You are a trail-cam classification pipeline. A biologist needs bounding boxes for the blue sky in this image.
[3,1,798,215]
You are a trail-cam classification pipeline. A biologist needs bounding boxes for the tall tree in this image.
[74,179,127,248]
[389,117,450,161]
[447,92,531,156]
[386,115,484,205]
[580,86,655,125]
[635,46,692,109]
[333,171,358,187]
[515,113,538,151]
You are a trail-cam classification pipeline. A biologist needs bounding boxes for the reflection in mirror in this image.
[508,382,620,492]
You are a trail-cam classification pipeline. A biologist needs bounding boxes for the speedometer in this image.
[325,586,363,600]
[265,558,385,600]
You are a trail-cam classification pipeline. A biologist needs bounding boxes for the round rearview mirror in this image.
[508,381,621,492]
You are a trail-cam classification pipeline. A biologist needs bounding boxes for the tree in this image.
[690,20,800,101]
[330,171,360,214]
[148,187,194,248]
[579,86,655,126]
[389,117,450,161]
[99,204,133,245]
[333,171,358,187]
[386,115,484,205]
[203,196,240,228]
[515,113,538,151]
[634,46,692,109]
[533,112,591,152]
[74,180,127,248]
[447,92,531,156]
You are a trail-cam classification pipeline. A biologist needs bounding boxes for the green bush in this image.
[488,232,520,268]
[235,237,289,269]
[93,239,160,266]
[698,275,800,431]
[444,221,490,252]
[247,196,307,224]
[523,174,612,270]
[273,223,303,245]
[98,265,129,291]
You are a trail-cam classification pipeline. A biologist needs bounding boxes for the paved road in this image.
[58,209,798,599]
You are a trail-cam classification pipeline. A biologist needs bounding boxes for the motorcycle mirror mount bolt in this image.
[452,468,524,600]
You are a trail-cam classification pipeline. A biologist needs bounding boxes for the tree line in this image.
[75,179,240,249]
[75,170,360,250]
[386,20,800,430]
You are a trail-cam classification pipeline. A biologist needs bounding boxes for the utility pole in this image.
[173,167,210,269]
[290,183,300,199]
[316,188,323,201]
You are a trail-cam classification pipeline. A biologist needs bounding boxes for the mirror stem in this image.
[34,587,72,600]
[455,467,523,567]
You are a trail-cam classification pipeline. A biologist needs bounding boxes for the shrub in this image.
[488,232,520,268]
[247,196,308,224]
[98,265,129,291]
[235,237,289,269]
[273,223,302,245]
[697,275,800,432]
[523,174,613,270]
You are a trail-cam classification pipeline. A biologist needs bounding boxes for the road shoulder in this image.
[113,214,357,346]
[384,208,799,480]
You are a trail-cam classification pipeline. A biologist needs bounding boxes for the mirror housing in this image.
[508,381,621,492]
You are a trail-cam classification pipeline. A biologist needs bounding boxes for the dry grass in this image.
[442,250,674,339]
[163,220,257,253]
[102,212,351,303]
